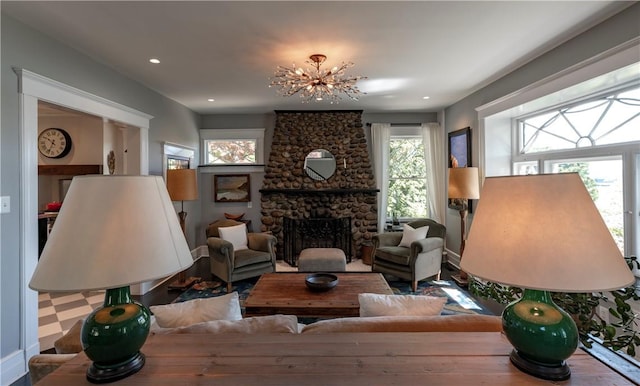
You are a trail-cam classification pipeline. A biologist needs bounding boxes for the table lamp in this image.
[448,167,480,286]
[30,175,194,383]
[165,169,200,290]
[461,173,634,381]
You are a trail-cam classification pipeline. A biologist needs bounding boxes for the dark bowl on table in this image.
[305,273,339,292]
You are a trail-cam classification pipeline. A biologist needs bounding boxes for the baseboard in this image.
[444,248,460,269]
[195,245,208,259]
[1,349,27,386]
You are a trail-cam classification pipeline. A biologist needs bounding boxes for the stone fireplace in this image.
[260,110,378,261]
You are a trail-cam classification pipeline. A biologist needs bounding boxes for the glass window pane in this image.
[387,136,427,219]
[205,140,256,164]
[546,157,624,253]
[514,161,538,175]
[520,85,640,154]
[388,178,428,218]
[389,138,425,178]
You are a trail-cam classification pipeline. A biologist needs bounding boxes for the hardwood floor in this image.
[132,255,214,307]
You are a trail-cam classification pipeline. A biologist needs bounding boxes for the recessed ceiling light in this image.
[423,96,430,100]
[149,58,160,64]
[207,98,215,102]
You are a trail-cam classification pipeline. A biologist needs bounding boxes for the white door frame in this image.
[13,68,152,378]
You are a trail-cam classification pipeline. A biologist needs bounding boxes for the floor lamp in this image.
[448,167,480,286]
[166,169,200,290]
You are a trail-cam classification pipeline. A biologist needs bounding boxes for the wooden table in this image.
[244,272,393,318]
[37,332,634,385]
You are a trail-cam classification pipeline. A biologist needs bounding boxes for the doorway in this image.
[16,68,152,360]
[36,101,144,351]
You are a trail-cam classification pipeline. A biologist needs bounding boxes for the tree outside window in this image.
[204,140,256,164]
[387,137,428,219]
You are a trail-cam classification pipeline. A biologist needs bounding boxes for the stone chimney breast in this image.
[260,111,378,260]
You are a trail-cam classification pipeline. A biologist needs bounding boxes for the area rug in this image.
[173,277,493,316]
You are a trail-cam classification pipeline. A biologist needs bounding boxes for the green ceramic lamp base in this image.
[82,286,151,384]
[87,352,146,384]
[502,289,578,381]
[509,349,570,381]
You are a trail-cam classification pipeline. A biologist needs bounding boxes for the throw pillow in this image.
[218,223,248,251]
[398,224,429,247]
[358,293,447,317]
[151,314,300,335]
[149,292,242,328]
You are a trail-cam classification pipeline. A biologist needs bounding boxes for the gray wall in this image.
[1,13,200,374]
[443,3,640,257]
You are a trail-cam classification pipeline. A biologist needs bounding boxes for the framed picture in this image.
[448,127,471,168]
[448,127,472,211]
[213,174,251,202]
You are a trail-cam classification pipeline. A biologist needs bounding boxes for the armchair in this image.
[206,219,277,292]
[372,219,446,291]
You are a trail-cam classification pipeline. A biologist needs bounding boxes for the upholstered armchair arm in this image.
[373,232,403,248]
[247,233,276,254]
[207,237,235,262]
[410,237,444,256]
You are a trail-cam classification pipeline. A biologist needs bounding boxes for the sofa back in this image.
[301,314,502,334]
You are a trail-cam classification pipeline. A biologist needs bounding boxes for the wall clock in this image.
[38,128,72,158]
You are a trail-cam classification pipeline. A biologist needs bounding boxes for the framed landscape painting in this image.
[448,127,471,168]
[213,174,251,202]
[448,127,472,211]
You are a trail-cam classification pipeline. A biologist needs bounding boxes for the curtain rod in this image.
[365,123,422,127]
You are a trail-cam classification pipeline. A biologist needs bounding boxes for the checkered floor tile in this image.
[38,291,103,352]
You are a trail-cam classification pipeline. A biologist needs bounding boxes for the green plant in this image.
[470,256,640,356]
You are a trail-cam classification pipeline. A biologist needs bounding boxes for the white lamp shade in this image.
[448,167,480,199]
[30,175,194,292]
[461,173,634,292]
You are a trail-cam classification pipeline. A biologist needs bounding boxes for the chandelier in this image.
[269,54,366,103]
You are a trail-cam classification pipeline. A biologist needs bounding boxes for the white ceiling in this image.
[2,1,633,115]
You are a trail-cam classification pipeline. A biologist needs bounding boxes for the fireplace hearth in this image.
[283,217,352,266]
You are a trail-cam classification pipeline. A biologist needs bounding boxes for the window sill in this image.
[198,164,265,173]
[582,339,640,384]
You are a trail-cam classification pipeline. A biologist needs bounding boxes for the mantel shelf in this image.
[260,188,379,195]
[38,164,103,176]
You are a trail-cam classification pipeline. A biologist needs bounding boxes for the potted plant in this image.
[469,256,640,356]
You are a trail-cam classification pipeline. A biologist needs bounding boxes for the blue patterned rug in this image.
[173,276,493,316]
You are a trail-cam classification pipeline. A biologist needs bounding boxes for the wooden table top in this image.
[37,332,634,385]
[244,272,393,318]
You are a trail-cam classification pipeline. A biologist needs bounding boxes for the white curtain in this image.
[371,123,391,232]
[422,122,446,223]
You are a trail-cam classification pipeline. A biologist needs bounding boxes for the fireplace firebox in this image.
[283,217,352,266]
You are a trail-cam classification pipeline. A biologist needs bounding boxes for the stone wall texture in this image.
[261,110,378,260]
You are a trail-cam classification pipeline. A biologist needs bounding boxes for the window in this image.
[387,130,428,219]
[200,128,264,165]
[162,142,195,179]
[514,84,639,256]
[519,86,640,154]
[204,139,256,164]
[547,157,625,252]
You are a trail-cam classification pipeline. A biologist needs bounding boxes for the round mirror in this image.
[304,149,336,181]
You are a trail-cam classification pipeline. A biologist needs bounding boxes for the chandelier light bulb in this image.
[269,54,367,103]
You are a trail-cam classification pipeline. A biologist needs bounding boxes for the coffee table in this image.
[244,272,393,318]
